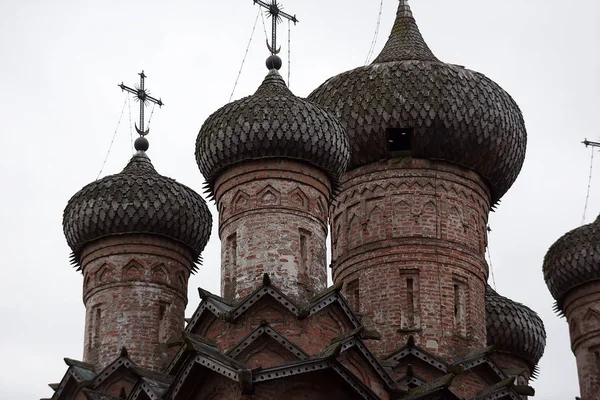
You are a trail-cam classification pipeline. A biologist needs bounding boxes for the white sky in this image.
[0,0,599,399]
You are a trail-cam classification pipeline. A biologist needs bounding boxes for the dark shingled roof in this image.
[63,152,212,268]
[307,0,526,203]
[486,286,546,371]
[543,214,600,313]
[196,69,349,194]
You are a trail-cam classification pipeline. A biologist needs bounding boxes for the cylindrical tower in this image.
[543,215,600,399]
[63,143,212,371]
[308,0,527,360]
[196,59,349,302]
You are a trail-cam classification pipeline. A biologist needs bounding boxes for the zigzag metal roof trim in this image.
[185,278,362,334]
[91,355,134,388]
[128,376,172,400]
[322,328,396,389]
[51,365,96,400]
[166,338,252,399]
[383,337,449,373]
[225,323,309,361]
[252,358,380,400]
[453,347,507,382]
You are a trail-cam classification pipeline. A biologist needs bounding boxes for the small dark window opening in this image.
[454,284,461,322]
[407,278,415,328]
[299,228,311,277]
[387,128,413,154]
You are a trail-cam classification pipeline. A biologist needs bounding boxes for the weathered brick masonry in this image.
[332,158,491,360]
[81,234,194,370]
[215,159,331,302]
[563,282,600,398]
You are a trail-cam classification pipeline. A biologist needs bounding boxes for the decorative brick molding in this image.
[563,282,600,399]
[331,158,491,360]
[214,159,332,302]
[80,234,195,371]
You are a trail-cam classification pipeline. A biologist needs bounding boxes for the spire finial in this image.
[372,0,439,64]
[253,0,298,70]
[118,71,164,147]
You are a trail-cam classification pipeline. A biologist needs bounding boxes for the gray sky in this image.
[0,0,598,399]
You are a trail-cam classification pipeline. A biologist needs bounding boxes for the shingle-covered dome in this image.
[486,286,546,372]
[196,68,349,192]
[63,151,212,268]
[307,1,526,203]
[543,215,600,313]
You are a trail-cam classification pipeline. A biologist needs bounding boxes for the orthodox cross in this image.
[119,71,164,136]
[583,138,600,149]
[253,0,298,55]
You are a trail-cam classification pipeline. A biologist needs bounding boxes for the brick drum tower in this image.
[62,137,212,372]
[544,215,600,399]
[196,66,349,303]
[308,0,526,360]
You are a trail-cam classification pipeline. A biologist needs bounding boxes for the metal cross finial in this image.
[253,0,298,55]
[583,138,600,148]
[118,71,164,137]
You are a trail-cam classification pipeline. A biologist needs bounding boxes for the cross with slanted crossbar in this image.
[118,71,164,136]
[583,139,600,149]
[253,0,298,55]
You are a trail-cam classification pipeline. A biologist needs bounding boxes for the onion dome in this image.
[307,0,526,203]
[196,57,349,193]
[543,215,600,313]
[486,286,546,373]
[63,143,212,268]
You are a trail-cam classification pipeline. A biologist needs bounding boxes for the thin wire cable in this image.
[582,147,595,225]
[146,103,157,129]
[487,230,497,290]
[287,19,291,87]
[127,94,133,155]
[365,0,384,65]
[229,8,261,103]
[260,9,269,44]
[97,95,128,180]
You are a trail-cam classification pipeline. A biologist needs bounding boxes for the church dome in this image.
[196,66,349,192]
[486,286,546,370]
[63,150,212,267]
[307,1,526,203]
[543,215,600,313]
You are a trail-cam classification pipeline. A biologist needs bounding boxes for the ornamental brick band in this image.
[331,158,491,360]
[562,282,600,398]
[214,159,332,302]
[80,234,195,371]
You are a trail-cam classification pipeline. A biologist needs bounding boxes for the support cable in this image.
[365,0,384,65]
[229,8,261,103]
[260,9,269,44]
[97,95,128,180]
[146,103,157,130]
[127,94,133,155]
[582,147,595,225]
[287,19,291,87]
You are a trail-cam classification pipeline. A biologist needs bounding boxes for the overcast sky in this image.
[0,0,598,399]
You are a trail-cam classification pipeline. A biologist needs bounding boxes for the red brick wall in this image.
[80,234,195,371]
[564,282,600,399]
[331,158,491,360]
[215,159,332,302]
